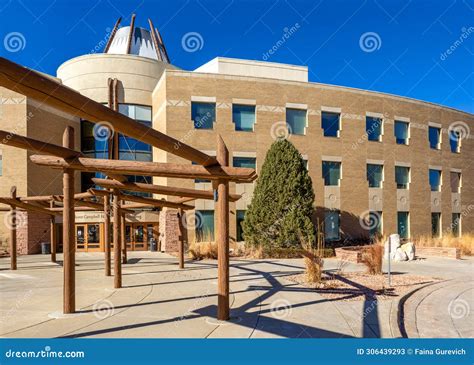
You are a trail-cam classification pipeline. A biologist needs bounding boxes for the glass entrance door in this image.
[75,223,104,252]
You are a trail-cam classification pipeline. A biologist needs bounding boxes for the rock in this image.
[401,242,415,260]
[384,234,401,260]
[394,247,408,261]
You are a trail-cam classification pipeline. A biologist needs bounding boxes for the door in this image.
[75,223,103,252]
[133,224,146,250]
[76,225,86,251]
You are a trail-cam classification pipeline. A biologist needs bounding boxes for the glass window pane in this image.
[367,164,383,188]
[452,213,461,237]
[324,210,340,241]
[236,210,246,241]
[429,126,440,149]
[286,108,306,135]
[119,104,134,118]
[233,157,256,169]
[87,224,100,244]
[366,116,382,141]
[450,130,460,153]
[394,121,409,144]
[397,212,409,238]
[322,161,341,186]
[431,213,441,237]
[196,210,215,242]
[395,166,409,189]
[429,169,441,191]
[321,111,340,137]
[192,102,215,129]
[233,104,255,131]
[135,105,152,121]
[450,172,461,193]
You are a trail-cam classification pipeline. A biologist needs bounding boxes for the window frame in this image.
[449,129,461,153]
[321,111,341,138]
[366,116,383,142]
[395,166,410,190]
[367,163,384,188]
[429,169,442,192]
[324,210,340,241]
[428,126,441,150]
[191,101,216,130]
[397,211,410,239]
[285,108,307,136]
[322,161,342,187]
[394,120,410,145]
[232,104,256,132]
[431,212,441,238]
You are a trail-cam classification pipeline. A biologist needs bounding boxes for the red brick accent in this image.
[16,211,51,255]
[416,246,461,259]
[159,209,181,253]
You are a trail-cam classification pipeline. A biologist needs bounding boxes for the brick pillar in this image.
[15,211,51,255]
[159,208,181,253]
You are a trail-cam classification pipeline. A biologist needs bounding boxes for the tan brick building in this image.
[0,23,472,254]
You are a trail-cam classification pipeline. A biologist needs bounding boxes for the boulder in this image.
[394,247,408,261]
[401,242,415,260]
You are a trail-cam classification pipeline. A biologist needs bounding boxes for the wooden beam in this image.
[121,212,127,264]
[50,201,56,263]
[30,155,256,182]
[62,126,75,314]
[91,178,242,202]
[178,208,184,269]
[216,135,230,321]
[126,14,136,55]
[104,17,122,53]
[0,130,81,159]
[104,195,111,276]
[113,189,122,288]
[49,207,96,212]
[148,18,163,62]
[0,57,217,166]
[120,203,154,209]
[9,186,17,270]
[19,191,93,202]
[0,198,62,216]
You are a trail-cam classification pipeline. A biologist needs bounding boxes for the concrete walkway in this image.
[0,252,472,338]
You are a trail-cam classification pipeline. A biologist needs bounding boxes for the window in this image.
[452,213,461,237]
[369,211,383,239]
[429,169,442,192]
[324,210,340,241]
[321,111,340,137]
[0,150,2,176]
[449,130,461,153]
[367,164,383,188]
[429,126,441,149]
[366,116,383,141]
[450,172,461,193]
[233,157,256,169]
[286,108,306,135]
[192,102,215,129]
[196,210,214,242]
[322,161,341,186]
[232,104,255,131]
[236,210,246,242]
[431,213,441,237]
[395,166,410,189]
[397,212,409,239]
[394,121,409,145]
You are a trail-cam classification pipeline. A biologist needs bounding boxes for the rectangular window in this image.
[192,102,215,129]
[196,210,215,242]
[366,116,383,141]
[324,210,340,241]
[322,161,341,186]
[233,157,256,169]
[397,212,409,239]
[232,104,255,131]
[449,130,461,153]
[286,108,306,135]
[395,166,410,189]
[450,172,461,193]
[236,210,246,242]
[452,213,461,237]
[431,213,441,238]
[429,126,441,149]
[321,111,340,137]
[394,121,409,145]
[367,164,383,188]
[369,211,383,239]
[429,169,442,192]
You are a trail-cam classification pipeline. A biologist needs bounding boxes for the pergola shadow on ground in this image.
[0,57,257,321]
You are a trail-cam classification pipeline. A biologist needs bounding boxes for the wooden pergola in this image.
[0,57,257,320]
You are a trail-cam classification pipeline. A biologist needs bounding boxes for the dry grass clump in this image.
[188,231,217,260]
[303,254,323,283]
[361,244,383,275]
[414,234,473,256]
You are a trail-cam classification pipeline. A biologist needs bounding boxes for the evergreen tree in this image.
[243,139,315,249]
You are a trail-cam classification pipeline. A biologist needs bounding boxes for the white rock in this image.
[401,242,415,260]
[394,247,408,261]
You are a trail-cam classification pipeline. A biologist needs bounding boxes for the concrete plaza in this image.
[0,252,472,338]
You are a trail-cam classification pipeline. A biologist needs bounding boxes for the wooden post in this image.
[178,208,184,269]
[216,135,230,320]
[62,126,75,314]
[104,194,111,276]
[9,186,17,270]
[121,211,127,264]
[113,189,122,288]
[50,201,56,263]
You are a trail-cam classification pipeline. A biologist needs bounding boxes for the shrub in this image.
[414,234,473,256]
[243,139,315,251]
[361,244,383,275]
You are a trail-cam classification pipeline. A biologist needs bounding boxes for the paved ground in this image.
[0,252,472,338]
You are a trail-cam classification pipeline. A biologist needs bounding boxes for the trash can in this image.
[41,242,51,254]
[150,238,157,252]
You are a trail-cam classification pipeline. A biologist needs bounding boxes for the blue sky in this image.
[0,0,473,112]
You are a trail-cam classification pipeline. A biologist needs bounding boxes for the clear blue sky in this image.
[1,0,473,113]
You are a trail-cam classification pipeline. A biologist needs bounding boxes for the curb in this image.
[389,280,448,338]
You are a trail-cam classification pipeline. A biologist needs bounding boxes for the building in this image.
[0,16,472,254]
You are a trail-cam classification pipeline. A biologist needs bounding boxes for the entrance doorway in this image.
[76,224,103,252]
[125,223,158,251]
